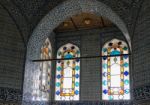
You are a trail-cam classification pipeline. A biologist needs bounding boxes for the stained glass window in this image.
[102,39,130,100]
[55,43,80,101]
[32,38,52,101]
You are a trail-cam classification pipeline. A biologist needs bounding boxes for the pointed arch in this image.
[102,39,130,100]
[55,43,80,101]
[27,0,131,60]
[23,0,131,103]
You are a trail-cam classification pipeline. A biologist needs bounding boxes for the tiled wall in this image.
[132,0,150,104]
[1,0,150,104]
[0,4,24,104]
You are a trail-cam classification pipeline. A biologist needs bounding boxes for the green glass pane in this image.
[124,79,129,85]
[76,50,80,54]
[124,62,129,67]
[102,63,107,69]
[103,80,107,86]
[75,66,80,71]
[58,52,62,56]
[102,48,107,52]
[57,66,62,71]
[113,57,117,62]
[108,95,113,100]
[75,82,79,87]
[123,46,128,50]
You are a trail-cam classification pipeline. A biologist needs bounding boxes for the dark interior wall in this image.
[55,27,126,101]
[0,4,25,102]
[132,0,150,104]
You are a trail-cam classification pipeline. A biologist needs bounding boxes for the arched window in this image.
[32,38,52,101]
[102,39,130,100]
[55,43,80,101]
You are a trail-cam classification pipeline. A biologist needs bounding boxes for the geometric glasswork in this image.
[102,39,130,100]
[55,43,80,101]
[32,38,52,101]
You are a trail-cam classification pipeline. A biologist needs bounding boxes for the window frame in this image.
[101,38,131,101]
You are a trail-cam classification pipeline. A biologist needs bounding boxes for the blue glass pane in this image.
[103,89,108,94]
[103,56,107,60]
[123,55,128,59]
[63,47,67,50]
[103,72,107,77]
[124,71,129,76]
[64,53,73,58]
[75,90,79,95]
[76,59,80,62]
[56,90,60,95]
[110,50,120,55]
[56,75,61,79]
[125,89,129,94]
[75,74,79,78]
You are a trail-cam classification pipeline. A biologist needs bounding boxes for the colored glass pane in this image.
[102,39,130,100]
[110,50,121,55]
[55,43,80,101]
[32,38,52,101]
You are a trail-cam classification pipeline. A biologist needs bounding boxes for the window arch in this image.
[32,38,52,101]
[55,43,80,101]
[102,39,130,100]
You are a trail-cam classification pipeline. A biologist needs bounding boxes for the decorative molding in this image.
[22,101,132,105]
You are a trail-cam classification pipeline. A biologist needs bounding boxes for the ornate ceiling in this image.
[0,0,143,46]
[54,13,113,33]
